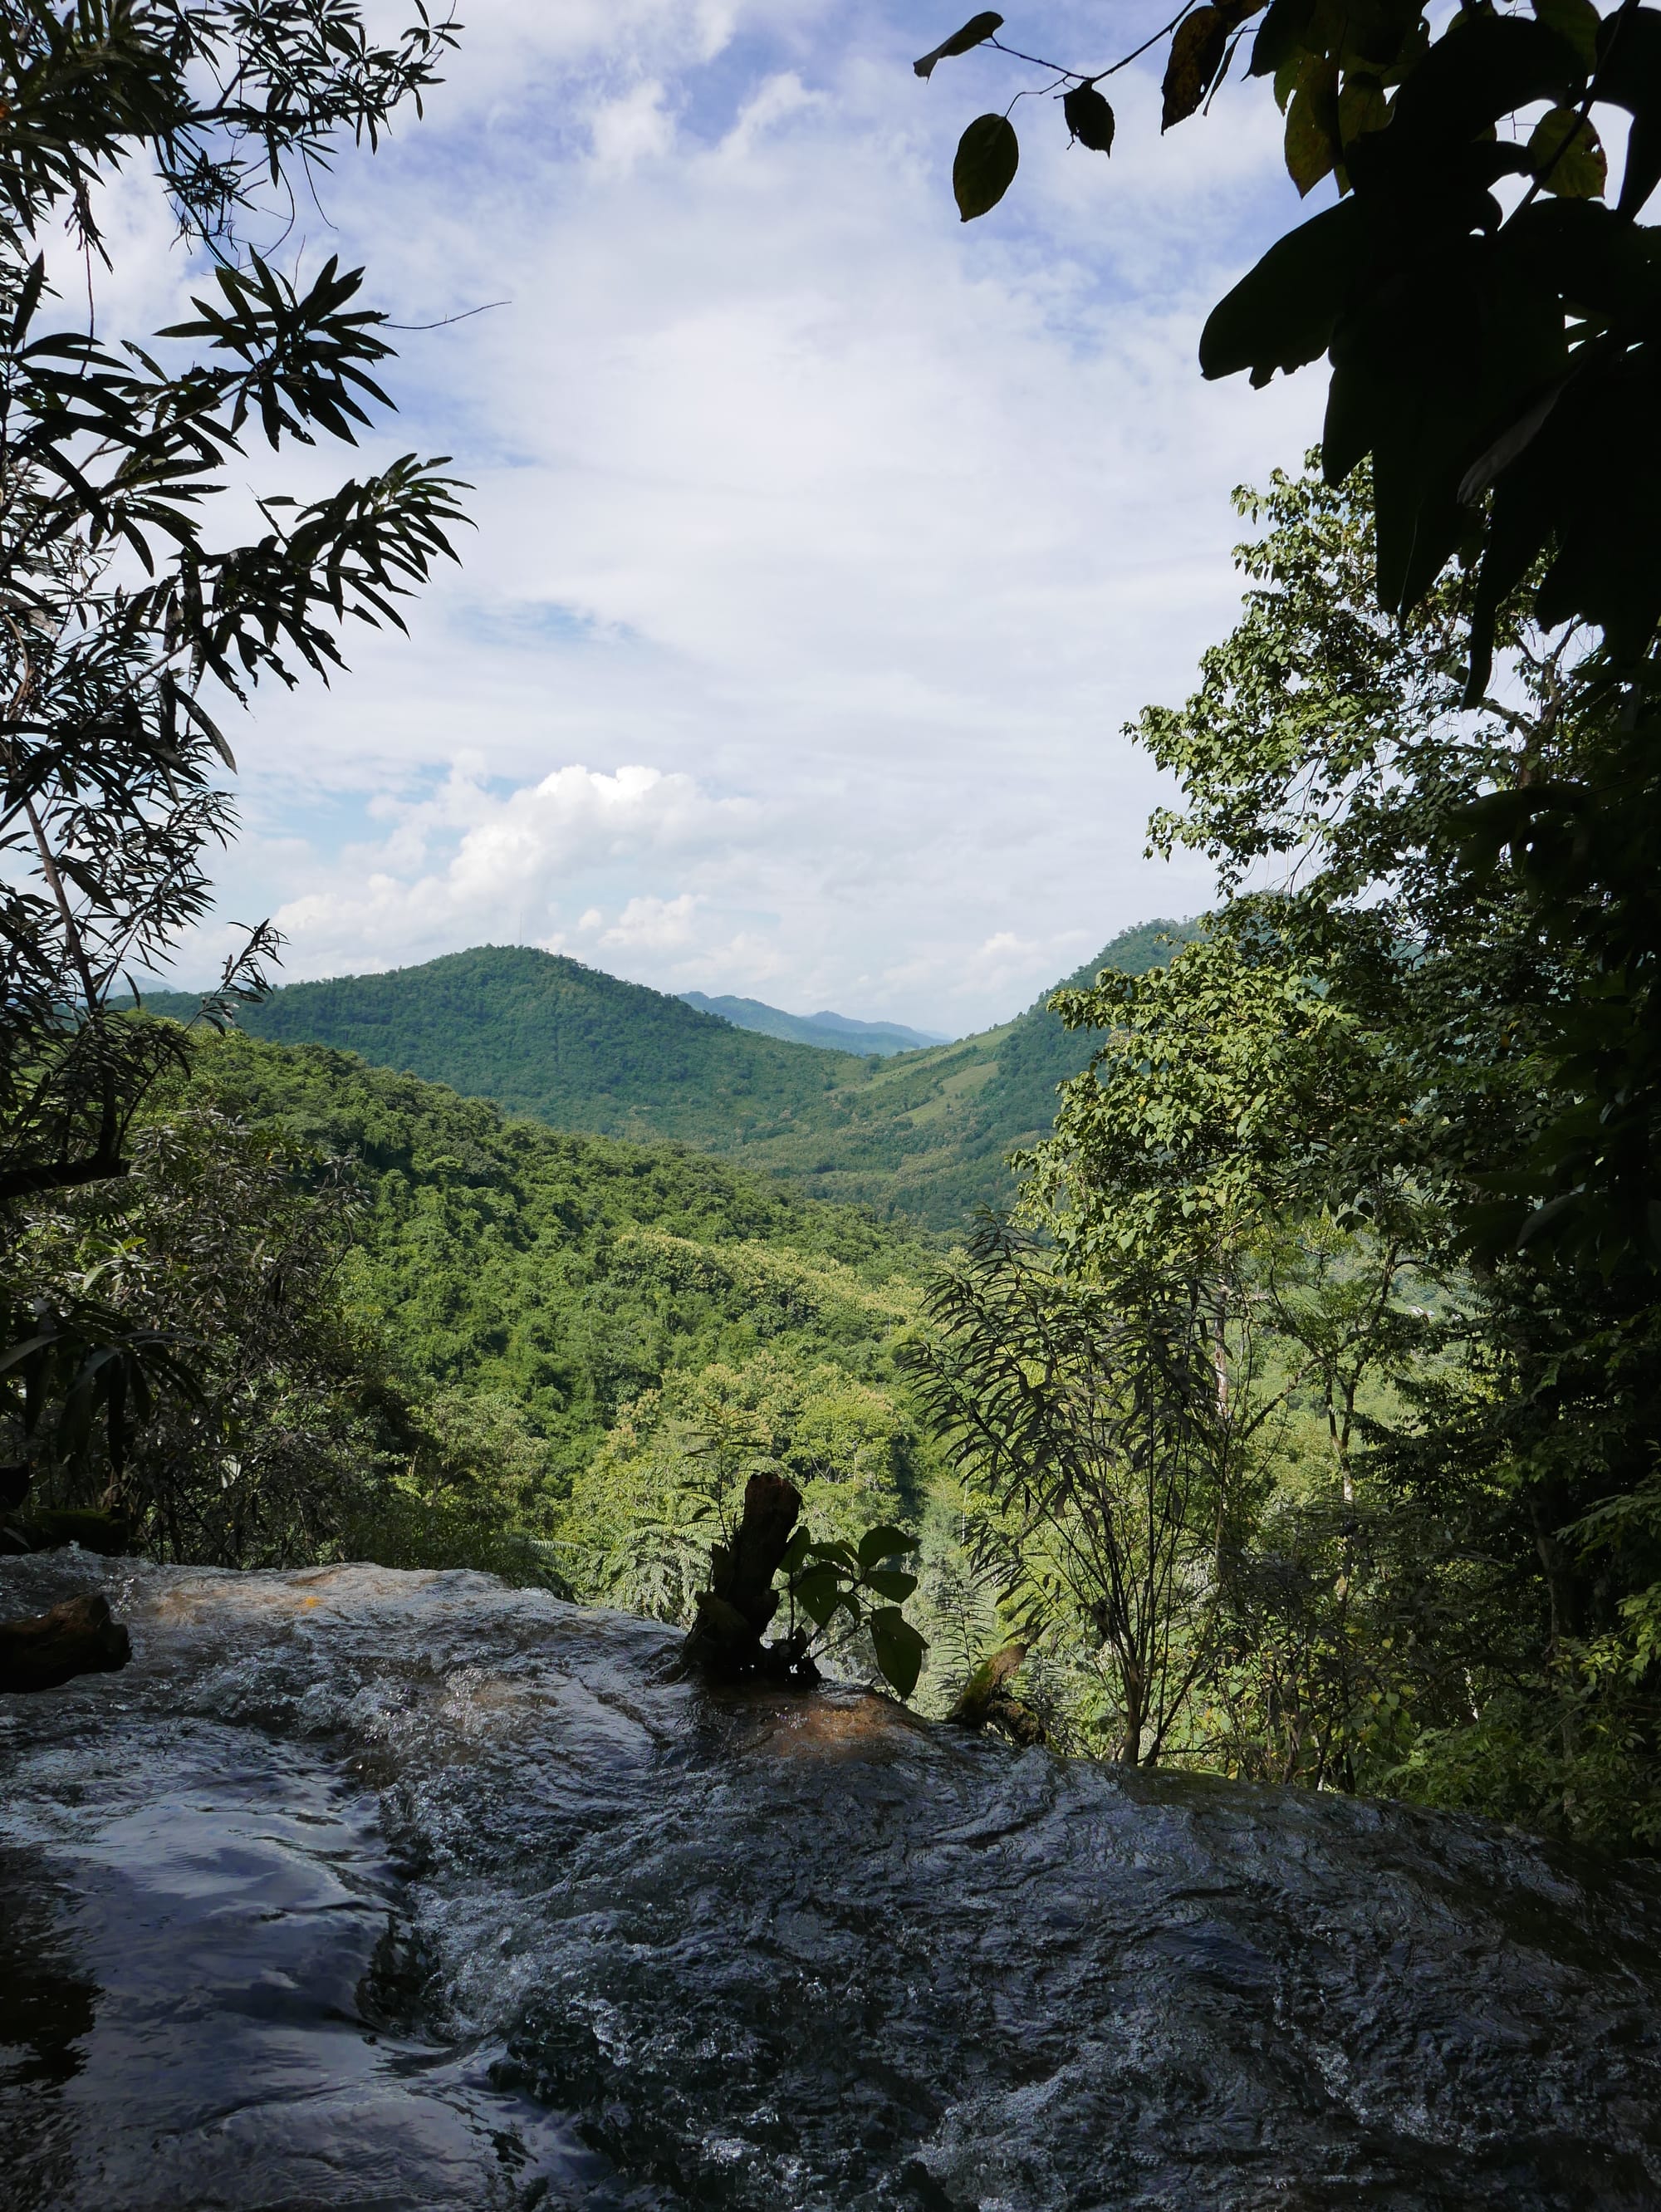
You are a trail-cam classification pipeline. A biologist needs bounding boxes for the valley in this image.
[144,920,1197,1229]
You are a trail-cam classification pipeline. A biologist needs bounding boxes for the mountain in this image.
[679,993,947,1056]
[706,918,1201,1224]
[139,945,871,1146]
[141,919,1198,1229]
[174,1028,932,1492]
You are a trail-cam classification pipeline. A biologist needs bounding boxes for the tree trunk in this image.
[682,1472,813,1682]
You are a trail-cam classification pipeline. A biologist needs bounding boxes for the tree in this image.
[908,1219,1263,1765]
[1026,459,1661,1840]
[0,2,467,1498]
[914,3,1661,1248]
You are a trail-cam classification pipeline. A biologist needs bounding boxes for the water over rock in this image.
[2,1552,1659,2210]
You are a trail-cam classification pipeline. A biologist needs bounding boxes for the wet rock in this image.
[2,1552,1660,2210]
[0,1591,130,1694]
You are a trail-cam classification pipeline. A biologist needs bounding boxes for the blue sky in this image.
[134,0,1326,1032]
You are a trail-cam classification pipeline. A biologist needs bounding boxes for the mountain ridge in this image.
[678,992,946,1056]
[140,920,1198,1227]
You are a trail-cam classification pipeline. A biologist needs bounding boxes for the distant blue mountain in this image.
[679,993,949,1057]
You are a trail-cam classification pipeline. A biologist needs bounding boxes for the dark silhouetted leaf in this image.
[1591,7,1661,216]
[791,1562,844,1629]
[953,112,1019,219]
[869,1606,927,1699]
[865,1567,919,1602]
[857,1523,914,1570]
[1532,0,1599,71]
[1200,199,1359,381]
[1062,82,1115,152]
[1249,0,1316,78]
[914,12,1004,80]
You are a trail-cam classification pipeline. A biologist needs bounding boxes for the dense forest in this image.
[8,0,1661,1878]
[13,3,1661,2200]
[15,450,1661,1845]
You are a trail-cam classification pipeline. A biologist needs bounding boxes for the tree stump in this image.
[948,1641,1046,1746]
[682,1471,817,1684]
[0,1593,131,1694]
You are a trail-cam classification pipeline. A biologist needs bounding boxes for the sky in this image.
[130,0,1326,1034]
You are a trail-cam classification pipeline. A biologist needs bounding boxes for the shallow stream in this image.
[2,1553,1659,2210]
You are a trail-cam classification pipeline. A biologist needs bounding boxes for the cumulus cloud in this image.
[157,0,1324,1031]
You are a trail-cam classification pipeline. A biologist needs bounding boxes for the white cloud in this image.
[603,892,703,950]
[150,0,1325,1032]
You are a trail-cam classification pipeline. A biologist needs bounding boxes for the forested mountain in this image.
[679,993,946,1055]
[141,945,870,1143]
[180,1031,936,1510]
[144,920,1198,1227]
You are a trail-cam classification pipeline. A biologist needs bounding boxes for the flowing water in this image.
[2,1552,1660,2211]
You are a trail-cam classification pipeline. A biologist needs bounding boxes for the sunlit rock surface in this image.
[2,1554,1660,2210]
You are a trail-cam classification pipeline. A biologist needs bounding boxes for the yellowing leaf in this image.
[953,111,1019,220]
[1527,104,1605,199]
[1337,73,1389,148]
[1285,66,1338,195]
[1163,7,1229,131]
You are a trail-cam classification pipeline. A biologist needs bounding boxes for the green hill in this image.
[145,920,1198,1228]
[679,993,946,1055]
[141,944,870,1144]
[717,918,1201,1223]
[175,1030,935,1498]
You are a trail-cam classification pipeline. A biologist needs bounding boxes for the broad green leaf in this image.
[807,1538,858,1571]
[1163,7,1228,130]
[1531,0,1599,71]
[953,113,1018,220]
[1284,62,1338,195]
[1062,83,1115,153]
[1527,105,1606,198]
[914,12,1004,81]
[777,1527,814,1577]
[869,1607,928,1699]
[865,1567,919,1602]
[792,1562,843,1630]
[857,1523,915,1571]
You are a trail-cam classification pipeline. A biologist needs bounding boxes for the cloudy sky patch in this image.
[154,0,1325,1031]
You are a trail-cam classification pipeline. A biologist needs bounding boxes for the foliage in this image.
[997,456,1661,1844]
[775,1520,928,1699]
[907,1219,1263,1764]
[11,1104,389,1563]
[915,4,1661,1251]
[914,1,1659,682]
[144,923,1200,1229]
[0,0,465,1493]
[563,1349,919,1616]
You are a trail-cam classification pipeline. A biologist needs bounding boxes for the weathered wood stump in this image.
[948,1641,1046,1746]
[682,1471,818,1684]
[0,1592,131,1694]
